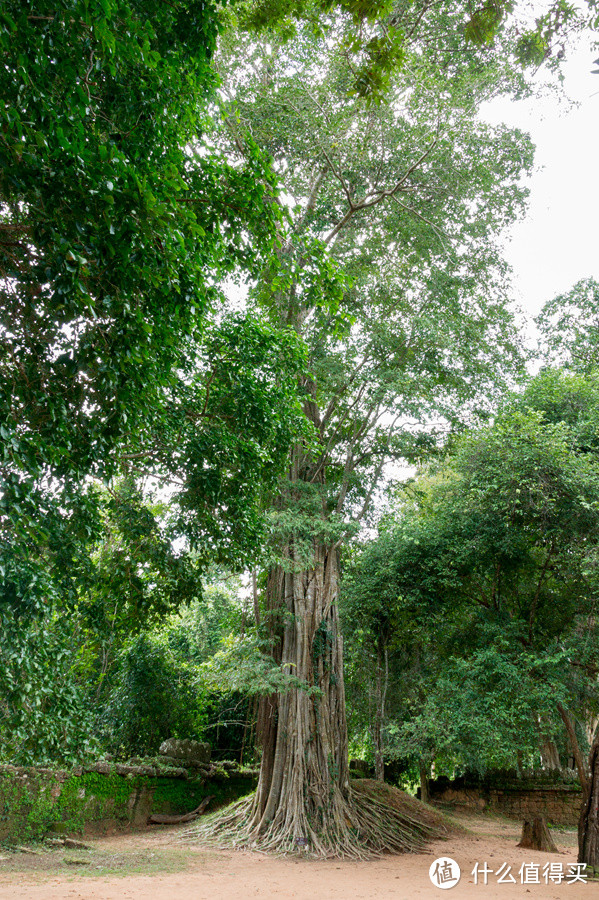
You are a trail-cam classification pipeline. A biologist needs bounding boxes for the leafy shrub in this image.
[98,633,209,757]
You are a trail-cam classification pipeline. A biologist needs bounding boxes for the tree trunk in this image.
[517,816,558,853]
[252,568,260,626]
[539,737,561,771]
[579,728,599,867]
[202,535,438,856]
[250,542,352,851]
[585,711,599,750]
[557,702,589,794]
[419,760,430,804]
[372,638,388,782]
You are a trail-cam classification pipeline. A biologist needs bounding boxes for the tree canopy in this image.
[0,0,313,627]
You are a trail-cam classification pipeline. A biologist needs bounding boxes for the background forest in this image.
[2,0,599,864]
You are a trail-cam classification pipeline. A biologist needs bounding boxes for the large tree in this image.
[3,0,593,856]
[537,277,599,375]
[198,4,547,855]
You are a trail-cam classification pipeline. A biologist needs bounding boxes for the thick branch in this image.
[322,134,439,246]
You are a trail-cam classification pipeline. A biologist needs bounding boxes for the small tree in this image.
[346,371,599,797]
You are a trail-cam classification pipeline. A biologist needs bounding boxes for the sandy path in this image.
[0,812,592,899]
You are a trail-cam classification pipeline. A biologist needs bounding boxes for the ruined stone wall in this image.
[0,760,257,843]
[429,778,582,826]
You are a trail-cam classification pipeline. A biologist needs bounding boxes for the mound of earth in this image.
[351,778,459,838]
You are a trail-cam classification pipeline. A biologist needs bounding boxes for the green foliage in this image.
[170,580,246,661]
[96,578,261,759]
[98,633,209,758]
[0,0,307,638]
[0,614,98,766]
[200,633,319,696]
[343,369,599,775]
[537,278,599,374]
[81,479,199,638]
[228,0,586,100]
[391,646,568,773]
[163,315,311,567]
[1,0,251,484]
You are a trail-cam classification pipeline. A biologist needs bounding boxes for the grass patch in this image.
[0,844,213,882]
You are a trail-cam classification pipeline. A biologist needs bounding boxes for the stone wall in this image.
[429,777,582,826]
[0,760,257,844]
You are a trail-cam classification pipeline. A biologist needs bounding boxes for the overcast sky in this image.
[483,38,599,318]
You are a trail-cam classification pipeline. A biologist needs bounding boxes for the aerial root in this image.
[178,783,446,859]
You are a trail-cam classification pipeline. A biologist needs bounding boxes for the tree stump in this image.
[517,816,558,853]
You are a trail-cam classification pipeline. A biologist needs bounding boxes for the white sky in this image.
[483,38,599,318]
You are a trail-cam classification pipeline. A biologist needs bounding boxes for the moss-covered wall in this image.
[0,763,257,844]
[428,774,583,826]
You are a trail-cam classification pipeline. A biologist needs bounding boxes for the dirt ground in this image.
[0,809,593,900]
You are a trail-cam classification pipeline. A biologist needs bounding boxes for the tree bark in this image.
[419,760,430,804]
[252,568,260,626]
[373,638,388,782]
[250,541,352,849]
[517,816,558,853]
[579,728,599,867]
[539,739,561,771]
[557,702,589,794]
[538,714,561,771]
[585,710,599,749]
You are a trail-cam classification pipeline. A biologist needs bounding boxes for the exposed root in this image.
[178,780,450,859]
[148,794,214,825]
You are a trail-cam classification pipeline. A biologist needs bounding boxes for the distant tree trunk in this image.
[539,737,561,771]
[419,760,430,804]
[579,728,599,867]
[252,568,260,627]
[585,711,599,750]
[373,637,388,782]
[557,703,589,793]
[239,696,257,765]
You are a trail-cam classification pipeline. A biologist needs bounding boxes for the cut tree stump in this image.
[517,816,558,853]
[148,794,214,825]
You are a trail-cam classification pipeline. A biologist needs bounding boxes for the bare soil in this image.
[0,808,593,899]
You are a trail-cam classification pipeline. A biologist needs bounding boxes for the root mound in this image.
[178,779,451,859]
[352,779,454,834]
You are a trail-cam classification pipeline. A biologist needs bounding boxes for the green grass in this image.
[0,843,216,881]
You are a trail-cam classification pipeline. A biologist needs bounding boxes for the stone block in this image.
[158,739,211,765]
